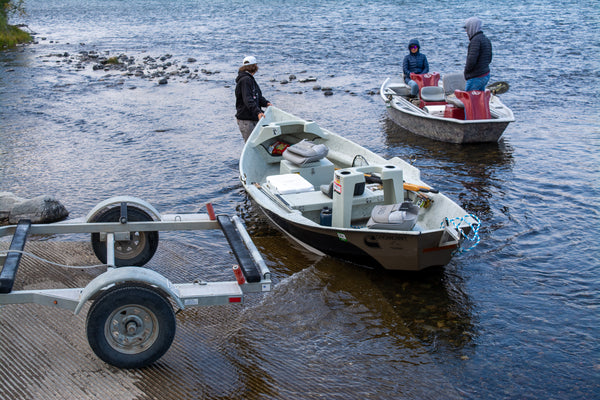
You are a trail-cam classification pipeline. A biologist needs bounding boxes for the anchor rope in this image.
[0,249,108,269]
[441,214,481,254]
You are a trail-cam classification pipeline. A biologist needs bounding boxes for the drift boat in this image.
[380,73,514,144]
[239,107,480,271]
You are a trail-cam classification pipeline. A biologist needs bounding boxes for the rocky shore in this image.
[37,41,376,96]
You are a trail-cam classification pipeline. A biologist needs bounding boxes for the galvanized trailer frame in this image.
[0,196,271,368]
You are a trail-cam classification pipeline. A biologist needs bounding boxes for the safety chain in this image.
[441,214,481,254]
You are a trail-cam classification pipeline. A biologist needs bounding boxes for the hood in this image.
[407,38,420,52]
[464,17,482,39]
[235,70,252,83]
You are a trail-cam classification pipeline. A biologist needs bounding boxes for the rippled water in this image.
[1,0,599,398]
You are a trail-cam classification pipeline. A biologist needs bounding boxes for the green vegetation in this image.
[1,0,31,49]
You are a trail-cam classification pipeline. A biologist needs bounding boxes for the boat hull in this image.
[386,105,510,144]
[261,207,458,271]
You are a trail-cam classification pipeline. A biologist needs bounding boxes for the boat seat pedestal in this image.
[332,165,403,228]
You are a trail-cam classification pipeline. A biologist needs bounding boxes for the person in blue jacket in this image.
[402,38,429,97]
[235,56,272,142]
[463,17,493,91]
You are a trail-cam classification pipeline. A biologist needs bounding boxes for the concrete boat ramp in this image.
[0,240,266,400]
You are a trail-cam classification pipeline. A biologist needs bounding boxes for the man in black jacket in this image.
[235,56,272,142]
[463,17,492,91]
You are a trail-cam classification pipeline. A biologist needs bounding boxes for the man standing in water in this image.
[235,56,272,142]
[463,16,493,91]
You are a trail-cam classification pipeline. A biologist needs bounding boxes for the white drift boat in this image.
[380,74,514,144]
[239,107,480,271]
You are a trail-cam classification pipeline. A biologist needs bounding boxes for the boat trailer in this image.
[0,196,271,369]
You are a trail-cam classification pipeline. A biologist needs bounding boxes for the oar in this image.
[486,81,509,95]
[364,174,438,193]
[403,182,439,193]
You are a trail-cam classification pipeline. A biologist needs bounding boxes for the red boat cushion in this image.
[409,72,440,90]
[454,89,491,120]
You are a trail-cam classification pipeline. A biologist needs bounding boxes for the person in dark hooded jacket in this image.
[402,38,429,97]
[235,56,272,142]
[463,17,493,91]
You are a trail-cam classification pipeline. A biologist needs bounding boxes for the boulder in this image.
[0,192,69,225]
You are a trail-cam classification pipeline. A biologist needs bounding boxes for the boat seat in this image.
[445,94,464,109]
[367,202,419,231]
[282,139,328,166]
[455,89,492,120]
[409,72,440,91]
[443,72,466,96]
[420,86,445,102]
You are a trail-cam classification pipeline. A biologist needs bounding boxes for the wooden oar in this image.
[403,182,438,193]
[364,174,438,193]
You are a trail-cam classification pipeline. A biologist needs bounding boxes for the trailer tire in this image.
[86,284,176,369]
[91,206,159,266]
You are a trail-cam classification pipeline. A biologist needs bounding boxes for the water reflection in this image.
[241,191,475,354]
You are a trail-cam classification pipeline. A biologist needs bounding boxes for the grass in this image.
[106,56,120,64]
[0,16,32,49]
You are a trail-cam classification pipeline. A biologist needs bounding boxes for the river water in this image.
[1,0,599,399]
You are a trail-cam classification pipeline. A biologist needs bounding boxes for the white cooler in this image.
[266,174,315,195]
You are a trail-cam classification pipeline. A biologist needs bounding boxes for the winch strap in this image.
[0,219,32,293]
[217,215,261,283]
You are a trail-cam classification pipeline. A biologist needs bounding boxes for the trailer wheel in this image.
[86,284,176,369]
[91,206,159,266]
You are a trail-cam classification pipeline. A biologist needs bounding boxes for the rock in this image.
[0,192,69,225]
[158,77,168,85]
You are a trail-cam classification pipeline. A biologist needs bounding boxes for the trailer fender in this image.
[74,267,183,315]
[85,196,162,222]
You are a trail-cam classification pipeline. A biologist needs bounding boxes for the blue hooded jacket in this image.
[402,38,429,84]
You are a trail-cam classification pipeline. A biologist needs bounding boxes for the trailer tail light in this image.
[233,265,246,285]
[229,297,242,303]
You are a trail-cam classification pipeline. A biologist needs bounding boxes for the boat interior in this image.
[383,73,508,120]
[245,119,445,232]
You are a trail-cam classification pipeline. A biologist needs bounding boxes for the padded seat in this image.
[443,73,466,96]
[282,139,328,166]
[445,94,465,109]
[367,202,419,231]
[420,86,445,102]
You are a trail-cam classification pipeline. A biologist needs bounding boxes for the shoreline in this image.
[0,21,32,49]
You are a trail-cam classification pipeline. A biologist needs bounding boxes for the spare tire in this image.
[90,206,159,266]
